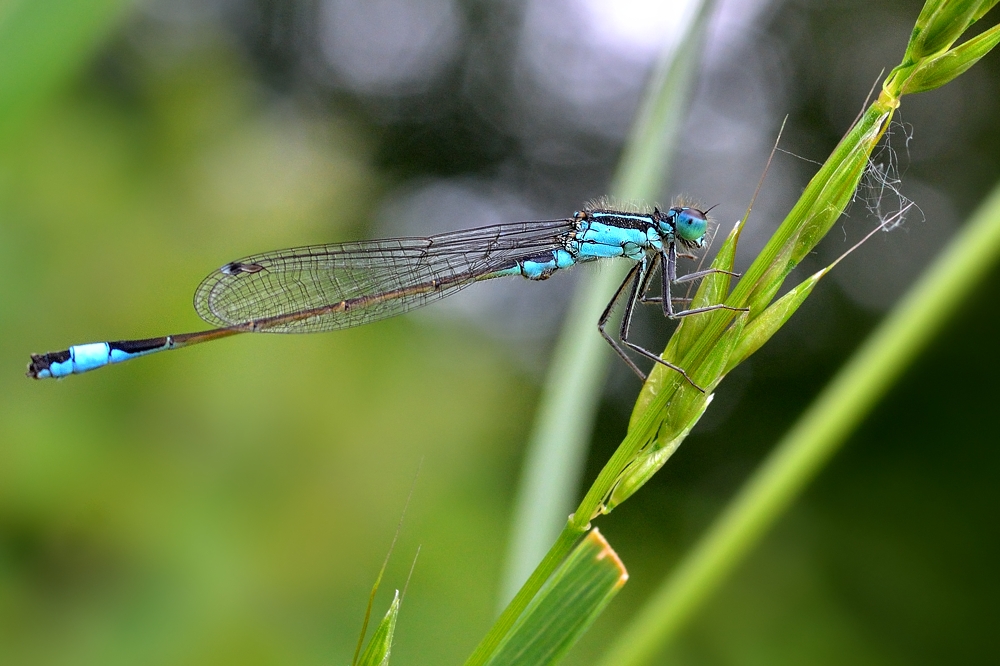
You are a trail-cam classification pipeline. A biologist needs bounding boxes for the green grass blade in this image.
[497,0,718,608]
[595,177,1000,666]
[356,591,400,666]
[902,22,1000,93]
[485,530,627,666]
[974,0,1000,21]
[572,0,1000,530]
[906,0,982,60]
[488,3,999,665]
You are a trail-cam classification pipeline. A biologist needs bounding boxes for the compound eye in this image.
[672,207,708,242]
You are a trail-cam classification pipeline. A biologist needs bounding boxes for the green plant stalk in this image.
[565,94,895,528]
[486,529,628,666]
[587,2,1000,661]
[472,524,582,664]
[485,2,999,664]
[496,0,718,610]
[596,172,1000,666]
[572,1,1000,526]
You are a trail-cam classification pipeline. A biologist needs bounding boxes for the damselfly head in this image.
[663,207,708,247]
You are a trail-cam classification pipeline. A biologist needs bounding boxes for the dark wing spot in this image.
[221,261,266,275]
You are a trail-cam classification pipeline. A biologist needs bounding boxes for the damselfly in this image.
[27,202,745,390]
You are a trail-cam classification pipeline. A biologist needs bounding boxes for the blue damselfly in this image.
[28,202,744,390]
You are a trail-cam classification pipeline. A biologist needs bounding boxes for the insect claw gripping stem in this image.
[598,256,709,393]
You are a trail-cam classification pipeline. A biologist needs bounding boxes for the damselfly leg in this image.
[598,246,748,392]
[643,242,745,318]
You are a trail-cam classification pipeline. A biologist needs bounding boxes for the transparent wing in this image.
[194,219,576,333]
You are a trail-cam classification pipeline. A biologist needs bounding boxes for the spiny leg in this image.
[637,253,699,306]
[619,263,705,391]
[638,254,734,308]
[598,258,704,392]
[598,261,648,381]
[660,242,748,319]
[672,267,742,283]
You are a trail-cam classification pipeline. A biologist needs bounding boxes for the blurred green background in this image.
[2,0,998,664]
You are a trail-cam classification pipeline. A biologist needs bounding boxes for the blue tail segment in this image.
[28,337,186,379]
[27,329,241,379]
[28,203,737,388]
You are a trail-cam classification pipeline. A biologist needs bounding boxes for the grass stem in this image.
[596,179,1000,666]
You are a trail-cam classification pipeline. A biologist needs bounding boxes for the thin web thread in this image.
[855,119,924,232]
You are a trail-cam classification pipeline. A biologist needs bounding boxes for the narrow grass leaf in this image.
[590,2,1000,661]
[605,395,713,513]
[902,23,1000,93]
[974,0,1000,22]
[485,529,628,666]
[725,273,821,375]
[477,2,999,664]
[907,0,980,60]
[595,177,1000,666]
[726,202,912,377]
[356,591,400,666]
